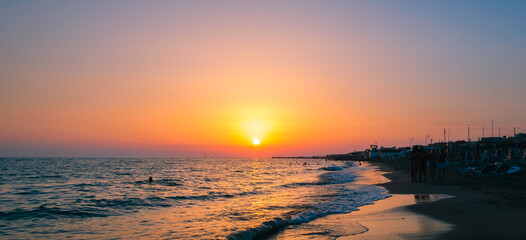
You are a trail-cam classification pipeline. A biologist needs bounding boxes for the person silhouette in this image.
[418,148,428,182]
[410,146,418,182]
[148,176,153,182]
[437,149,446,181]
[429,149,437,180]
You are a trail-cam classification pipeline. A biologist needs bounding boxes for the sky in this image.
[1,0,526,158]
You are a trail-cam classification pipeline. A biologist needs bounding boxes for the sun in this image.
[252,138,261,146]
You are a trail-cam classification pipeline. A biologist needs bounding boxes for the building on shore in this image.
[379,147,405,162]
[368,145,379,160]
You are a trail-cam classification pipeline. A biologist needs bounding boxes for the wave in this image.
[282,162,358,188]
[1,189,266,221]
[0,196,174,220]
[318,170,356,184]
[0,205,110,220]
[227,185,390,240]
[17,175,63,179]
[227,217,291,240]
[166,190,262,201]
[321,166,343,171]
[86,196,172,209]
[14,190,47,195]
[280,171,356,188]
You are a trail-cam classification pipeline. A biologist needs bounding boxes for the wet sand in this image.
[335,164,454,240]
[270,163,453,239]
[338,194,453,240]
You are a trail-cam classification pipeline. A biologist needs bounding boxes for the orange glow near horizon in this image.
[1,2,526,157]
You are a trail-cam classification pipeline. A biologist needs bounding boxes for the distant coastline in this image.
[275,133,526,163]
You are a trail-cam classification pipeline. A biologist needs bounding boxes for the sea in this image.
[0,158,390,239]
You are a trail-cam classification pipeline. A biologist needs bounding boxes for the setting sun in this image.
[2,1,526,239]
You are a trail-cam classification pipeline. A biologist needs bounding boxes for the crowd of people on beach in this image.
[410,146,447,182]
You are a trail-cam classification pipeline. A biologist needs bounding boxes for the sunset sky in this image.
[1,1,526,157]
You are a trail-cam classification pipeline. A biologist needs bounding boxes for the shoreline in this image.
[371,160,526,239]
[270,160,526,239]
[269,162,453,239]
[339,163,454,240]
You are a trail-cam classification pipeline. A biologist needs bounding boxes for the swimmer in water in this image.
[148,176,153,182]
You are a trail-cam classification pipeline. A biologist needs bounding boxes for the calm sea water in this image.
[0,158,389,239]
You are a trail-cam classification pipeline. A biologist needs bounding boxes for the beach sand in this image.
[272,160,526,239]
[339,194,453,240]
[270,194,452,240]
[372,160,526,239]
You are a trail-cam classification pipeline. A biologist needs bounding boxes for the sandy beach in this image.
[271,160,526,239]
[368,160,526,239]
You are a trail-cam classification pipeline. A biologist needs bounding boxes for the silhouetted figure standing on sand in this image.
[429,149,437,180]
[410,146,418,182]
[437,149,446,181]
[417,148,428,182]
